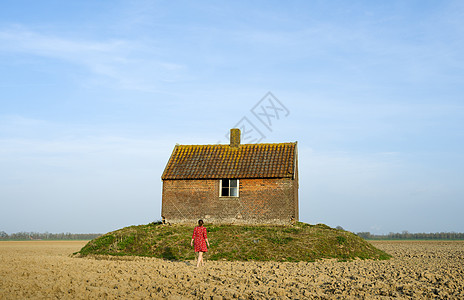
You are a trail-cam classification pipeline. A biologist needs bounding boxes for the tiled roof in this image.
[161,142,297,180]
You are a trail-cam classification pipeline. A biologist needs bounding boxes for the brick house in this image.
[161,128,298,225]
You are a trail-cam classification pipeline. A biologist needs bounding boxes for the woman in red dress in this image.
[191,219,209,267]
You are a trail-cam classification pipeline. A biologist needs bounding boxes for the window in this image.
[220,179,239,197]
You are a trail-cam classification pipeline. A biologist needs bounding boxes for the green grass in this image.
[78,222,391,262]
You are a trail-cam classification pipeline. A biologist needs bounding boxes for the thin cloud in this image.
[0,26,186,92]
[0,26,128,60]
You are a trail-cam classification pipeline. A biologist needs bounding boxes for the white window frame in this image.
[219,179,239,197]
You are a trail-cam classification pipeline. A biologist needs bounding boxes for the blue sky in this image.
[1,1,463,234]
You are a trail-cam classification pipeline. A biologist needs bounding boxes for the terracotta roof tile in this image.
[162,142,297,180]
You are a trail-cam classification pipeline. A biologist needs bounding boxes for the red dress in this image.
[192,226,208,252]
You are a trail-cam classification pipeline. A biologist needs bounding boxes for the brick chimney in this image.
[230,128,241,148]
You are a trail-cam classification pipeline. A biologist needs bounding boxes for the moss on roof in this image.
[162,142,297,180]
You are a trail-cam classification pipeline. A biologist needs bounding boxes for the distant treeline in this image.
[356,231,464,240]
[0,231,101,240]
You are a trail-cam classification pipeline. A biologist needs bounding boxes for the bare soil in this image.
[1,240,463,299]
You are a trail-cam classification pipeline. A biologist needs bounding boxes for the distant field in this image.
[1,240,463,299]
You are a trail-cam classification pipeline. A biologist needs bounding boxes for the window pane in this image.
[221,179,229,188]
[230,187,238,197]
[230,179,237,187]
[221,187,229,196]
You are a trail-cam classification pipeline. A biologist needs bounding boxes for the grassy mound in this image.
[78,222,391,262]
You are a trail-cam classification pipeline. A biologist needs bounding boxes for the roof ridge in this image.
[175,142,297,147]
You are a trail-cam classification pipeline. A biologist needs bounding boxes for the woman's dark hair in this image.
[198,219,204,226]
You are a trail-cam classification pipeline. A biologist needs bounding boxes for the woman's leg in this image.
[197,252,203,267]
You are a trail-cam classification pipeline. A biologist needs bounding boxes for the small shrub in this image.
[118,235,135,250]
[162,247,176,260]
[336,236,347,245]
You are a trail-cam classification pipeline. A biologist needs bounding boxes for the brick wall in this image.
[161,178,298,225]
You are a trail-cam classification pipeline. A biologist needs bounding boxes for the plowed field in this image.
[1,240,463,299]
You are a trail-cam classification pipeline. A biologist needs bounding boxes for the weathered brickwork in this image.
[162,178,298,225]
